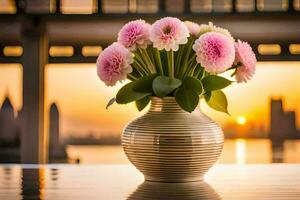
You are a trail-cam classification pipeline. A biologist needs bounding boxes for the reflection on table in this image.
[0,164,299,200]
[128,181,221,200]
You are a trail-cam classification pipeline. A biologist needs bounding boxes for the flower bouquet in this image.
[96,17,257,182]
[97,17,256,113]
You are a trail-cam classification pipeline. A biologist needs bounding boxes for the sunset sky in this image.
[0,61,300,138]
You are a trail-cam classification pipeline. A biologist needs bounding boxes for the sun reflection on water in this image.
[236,139,246,165]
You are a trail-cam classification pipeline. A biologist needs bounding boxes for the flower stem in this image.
[127,73,138,81]
[189,62,198,76]
[154,48,163,75]
[175,46,184,77]
[179,54,196,79]
[195,67,204,79]
[181,38,195,75]
[167,51,174,80]
[139,48,156,73]
[134,53,151,74]
[133,58,149,75]
[147,47,155,66]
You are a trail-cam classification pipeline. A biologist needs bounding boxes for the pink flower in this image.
[193,32,235,73]
[234,40,257,83]
[117,19,151,51]
[184,21,200,36]
[97,43,133,86]
[199,22,234,42]
[150,17,189,51]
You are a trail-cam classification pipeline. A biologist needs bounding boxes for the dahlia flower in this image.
[117,19,151,51]
[193,32,235,73]
[150,17,189,51]
[234,40,257,83]
[199,22,234,42]
[184,21,200,36]
[97,43,133,86]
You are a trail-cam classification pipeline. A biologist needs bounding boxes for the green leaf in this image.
[175,88,199,113]
[202,75,232,91]
[116,82,150,104]
[135,96,150,111]
[183,76,203,95]
[132,74,158,93]
[106,97,116,109]
[205,90,229,114]
[152,76,182,98]
[204,92,211,102]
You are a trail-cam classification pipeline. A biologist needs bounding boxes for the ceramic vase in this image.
[122,97,224,182]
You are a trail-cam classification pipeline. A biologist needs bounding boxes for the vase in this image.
[122,97,224,182]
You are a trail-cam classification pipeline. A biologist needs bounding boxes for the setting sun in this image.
[237,116,247,125]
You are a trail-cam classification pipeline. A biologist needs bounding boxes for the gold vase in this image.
[122,97,224,182]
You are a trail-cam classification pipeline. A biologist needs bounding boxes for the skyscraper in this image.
[48,103,67,163]
[49,103,59,152]
[270,98,299,145]
[0,97,20,146]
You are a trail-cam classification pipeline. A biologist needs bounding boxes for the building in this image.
[0,97,21,162]
[0,96,67,163]
[270,98,300,145]
[49,103,68,163]
[0,97,20,146]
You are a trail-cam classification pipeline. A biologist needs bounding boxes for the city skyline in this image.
[0,61,300,138]
[0,96,67,162]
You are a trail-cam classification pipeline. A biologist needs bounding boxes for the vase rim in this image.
[149,96,202,113]
[150,96,175,100]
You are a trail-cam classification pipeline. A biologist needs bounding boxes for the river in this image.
[66,139,300,164]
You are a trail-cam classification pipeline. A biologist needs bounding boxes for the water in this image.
[66,139,300,164]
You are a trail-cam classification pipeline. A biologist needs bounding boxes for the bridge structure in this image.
[0,0,300,163]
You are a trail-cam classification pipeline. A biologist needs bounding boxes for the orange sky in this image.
[0,62,300,137]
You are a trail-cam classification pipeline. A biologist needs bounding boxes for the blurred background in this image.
[0,0,299,165]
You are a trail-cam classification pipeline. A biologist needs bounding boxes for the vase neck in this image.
[149,97,190,113]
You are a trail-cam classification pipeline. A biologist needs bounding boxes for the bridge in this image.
[0,0,299,163]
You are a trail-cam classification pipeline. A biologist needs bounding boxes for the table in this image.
[0,164,299,200]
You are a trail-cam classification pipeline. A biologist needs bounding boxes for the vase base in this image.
[144,176,204,183]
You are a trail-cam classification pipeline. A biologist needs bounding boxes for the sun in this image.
[237,116,247,125]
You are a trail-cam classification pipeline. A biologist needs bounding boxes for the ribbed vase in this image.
[122,97,224,182]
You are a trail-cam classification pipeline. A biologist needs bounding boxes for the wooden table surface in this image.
[0,164,299,200]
